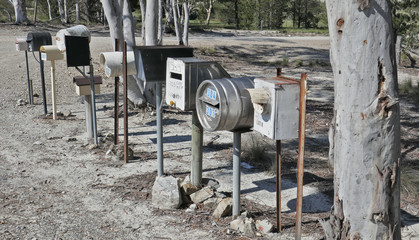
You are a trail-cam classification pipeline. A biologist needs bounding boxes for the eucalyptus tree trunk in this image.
[182,0,189,46]
[64,0,68,23]
[139,0,146,44]
[46,0,52,20]
[145,0,158,46]
[321,0,401,239]
[12,0,28,24]
[205,0,215,26]
[101,0,147,106]
[57,0,66,24]
[171,0,189,45]
[157,0,163,45]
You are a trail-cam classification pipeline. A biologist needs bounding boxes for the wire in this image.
[32,51,40,64]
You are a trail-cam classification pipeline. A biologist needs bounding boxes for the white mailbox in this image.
[166,57,230,111]
[40,45,64,61]
[15,37,28,51]
[248,75,300,140]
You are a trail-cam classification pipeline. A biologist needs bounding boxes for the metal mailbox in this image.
[196,77,255,132]
[40,46,64,61]
[15,37,28,51]
[247,76,300,140]
[26,32,52,52]
[56,25,90,51]
[65,35,90,67]
[73,75,102,96]
[134,46,193,82]
[166,57,230,111]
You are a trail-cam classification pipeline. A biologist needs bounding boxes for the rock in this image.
[181,183,198,196]
[181,175,191,186]
[241,211,250,218]
[33,141,43,145]
[256,219,274,233]
[203,197,220,209]
[242,218,257,238]
[62,110,72,117]
[185,204,197,213]
[88,144,97,150]
[63,137,77,142]
[57,111,63,117]
[190,186,214,204]
[111,144,134,160]
[152,176,182,209]
[230,217,245,231]
[213,197,232,218]
[16,99,27,106]
[215,192,227,199]
[203,178,220,189]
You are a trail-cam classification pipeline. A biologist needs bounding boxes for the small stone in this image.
[57,111,64,117]
[62,110,72,117]
[152,176,182,209]
[33,141,42,145]
[213,197,233,218]
[230,217,245,231]
[63,137,77,142]
[241,211,250,218]
[185,204,197,213]
[215,192,227,199]
[256,219,274,233]
[17,99,27,106]
[105,149,112,155]
[181,175,191,186]
[190,186,214,204]
[203,178,220,189]
[181,183,198,196]
[242,218,257,238]
[88,144,98,150]
[150,111,156,116]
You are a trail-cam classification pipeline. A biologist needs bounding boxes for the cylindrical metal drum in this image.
[26,32,52,52]
[56,25,91,51]
[196,77,255,132]
[99,51,137,77]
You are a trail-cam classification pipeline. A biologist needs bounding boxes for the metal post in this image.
[25,51,33,104]
[84,95,93,139]
[276,140,282,232]
[191,110,203,187]
[39,51,47,115]
[89,64,98,145]
[232,131,241,218]
[123,41,128,163]
[51,60,57,120]
[156,82,163,176]
[295,73,308,240]
[114,38,120,145]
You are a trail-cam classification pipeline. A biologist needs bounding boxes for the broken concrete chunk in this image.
[213,197,232,218]
[242,218,257,238]
[152,176,182,209]
[256,219,274,234]
[203,197,221,209]
[230,217,245,231]
[190,186,214,204]
[181,183,199,196]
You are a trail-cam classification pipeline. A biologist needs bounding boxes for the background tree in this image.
[12,0,29,24]
[321,0,401,239]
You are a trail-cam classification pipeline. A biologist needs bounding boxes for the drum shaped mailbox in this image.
[166,57,231,111]
[135,46,194,82]
[248,77,300,140]
[196,77,255,132]
[27,32,52,52]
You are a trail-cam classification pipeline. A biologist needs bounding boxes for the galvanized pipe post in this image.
[114,38,120,145]
[276,140,282,232]
[39,51,47,115]
[123,41,128,163]
[232,131,242,218]
[50,60,57,120]
[295,73,308,240]
[84,95,93,139]
[156,82,163,176]
[25,50,33,104]
[89,64,98,145]
[191,110,203,187]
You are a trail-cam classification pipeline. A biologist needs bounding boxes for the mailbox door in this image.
[65,36,90,67]
[274,83,300,139]
[253,78,276,139]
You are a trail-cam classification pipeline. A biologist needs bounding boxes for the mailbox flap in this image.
[65,35,90,67]
[135,45,193,82]
[73,76,102,86]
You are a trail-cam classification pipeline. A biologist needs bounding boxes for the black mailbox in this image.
[26,32,52,52]
[65,35,91,67]
[134,45,194,82]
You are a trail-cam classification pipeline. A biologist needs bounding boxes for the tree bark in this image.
[182,0,189,46]
[139,0,146,44]
[157,0,163,45]
[172,0,182,45]
[145,0,158,46]
[205,0,214,26]
[46,0,52,20]
[12,0,28,24]
[57,0,66,24]
[323,0,401,239]
[64,0,68,23]
[33,0,38,24]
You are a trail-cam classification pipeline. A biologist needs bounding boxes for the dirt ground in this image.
[0,23,418,239]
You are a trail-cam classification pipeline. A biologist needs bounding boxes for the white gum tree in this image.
[322,0,401,239]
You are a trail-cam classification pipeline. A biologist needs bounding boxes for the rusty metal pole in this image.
[276,140,282,232]
[114,38,120,145]
[295,73,308,240]
[123,41,128,164]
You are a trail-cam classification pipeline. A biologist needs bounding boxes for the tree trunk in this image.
[0,8,12,22]
[205,0,214,26]
[13,0,28,24]
[47,0,52,20]
[172,0,182,45]
[33,0,38,24]
[75,3,80,23]
[322,0,401,239]
[157,0,163,45]
[139,0,146,45]
[182,0,189,46]
[57,0,66,24]
[145,0,158,46]
[64,0,68,23]
[234,0,239,29]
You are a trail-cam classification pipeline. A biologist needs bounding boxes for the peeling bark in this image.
[323,0,401,239]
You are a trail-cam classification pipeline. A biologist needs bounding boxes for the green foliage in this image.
[399,79,419,103]
[296,59,304,67]
[242,133,274,171]
[392,0,419,53]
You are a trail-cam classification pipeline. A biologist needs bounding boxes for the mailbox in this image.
[247,76,300,140]
[73,76,102,96]
[196,77,255,132]
[65,35,90,67]
[166,57,230,111]
[56,25,91,51]
[40,46,64,61]
[27,32,52,52]
[15,37,28,51]
[134,45,193,82]
[99,51,136,77]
